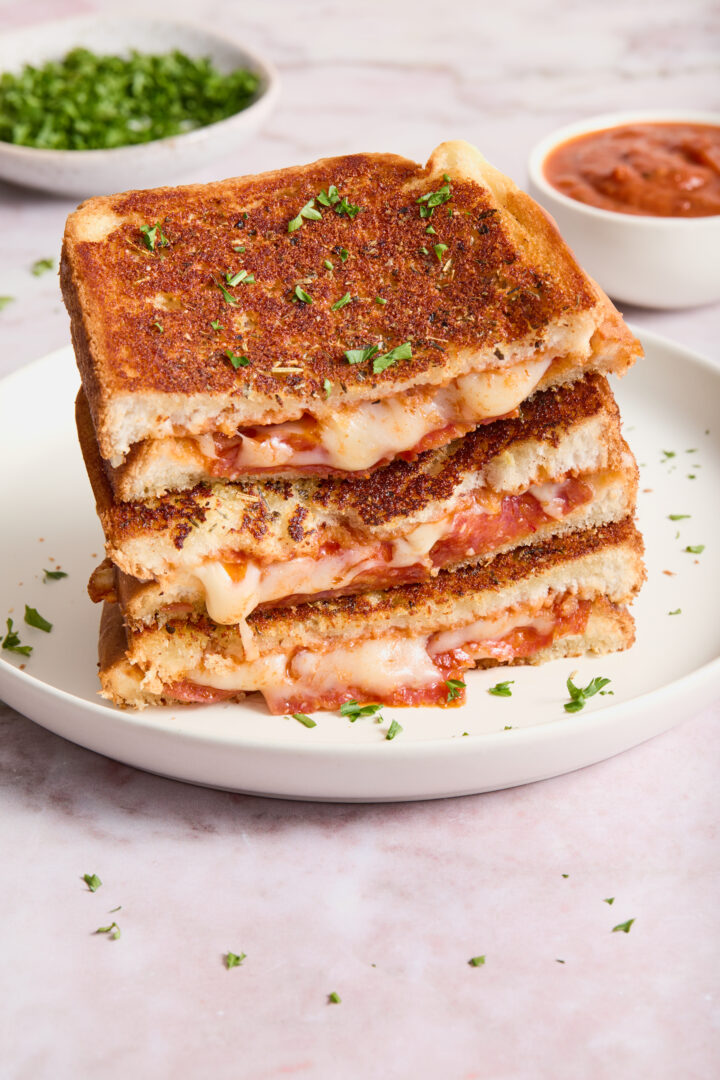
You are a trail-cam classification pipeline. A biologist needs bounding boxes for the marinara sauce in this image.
[544,122,720,217]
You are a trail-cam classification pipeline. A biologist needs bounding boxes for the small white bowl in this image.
[528,110,720,309]
[0,16,280,199]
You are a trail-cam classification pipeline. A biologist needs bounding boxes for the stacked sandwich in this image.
[61,140,644,713]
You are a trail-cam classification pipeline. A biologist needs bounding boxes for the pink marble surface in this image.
[1,0,719,1076]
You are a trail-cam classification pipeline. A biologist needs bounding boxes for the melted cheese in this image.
[221,355,552,473]
[528,481,571,521]
[390,517,455,568]
[428,608,556,656]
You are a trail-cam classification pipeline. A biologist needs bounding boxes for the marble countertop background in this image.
[1,1,718,1076]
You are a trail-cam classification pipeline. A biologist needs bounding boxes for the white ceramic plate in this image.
[1,330,718,801]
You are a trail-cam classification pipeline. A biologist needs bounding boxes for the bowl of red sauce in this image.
[528,111,720,308]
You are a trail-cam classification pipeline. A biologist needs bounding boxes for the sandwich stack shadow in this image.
[61,139,644,713]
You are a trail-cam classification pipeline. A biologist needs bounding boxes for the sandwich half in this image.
[62,140,641,498]
[81,374,639,646]
[99,518,645,712]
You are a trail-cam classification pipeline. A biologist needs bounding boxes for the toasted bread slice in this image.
[98,519,644,712]
[62,140,640,490]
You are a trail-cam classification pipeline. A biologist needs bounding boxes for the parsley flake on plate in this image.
[225,951,246,968]
[292,712,317,728]
[83,873,102,892]
[445,678,466,702]
[95,921,121,940]
[612,919,635,934]
[340,700,381,721]
[44,569,68,581]
[31,257,54,276]
[24,605,52,632]
[668,514,690,521]
[2,618,32,657]
[468,955,486,967]
[488,680,514,697]
[328,991,341,1004]
[685,545,704,554]
[603,897,615,905]
[0,296,15,311]
[386,719,403,741]
[563,675,610,713]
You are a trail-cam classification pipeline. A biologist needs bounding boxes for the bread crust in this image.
[62,140,641,462]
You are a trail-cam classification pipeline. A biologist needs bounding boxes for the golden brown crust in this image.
[62,141,640,461]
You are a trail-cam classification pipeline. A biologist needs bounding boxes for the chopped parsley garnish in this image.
[445,678,466,702]
[668,514,690,521]
[425,224,436,234]
[294,285,312,304]
[561,873,569,879]
[661,450,675,459]
[668,609,682,616]
[372,342,412,373]
[140,222,169,252]
[153,321,163,332]
[420,246,429,255]
[225,350,249,369]
[0,296,15,311]
[603,897,615,905]
[375,296,387,305]
[340,699,381,721]
[2,618,32,657]
[233,245,246,253]
[331,292,352,311]
[226,268,250,286]
[434,242,448,262]
[612,919,635,934]
[293,712,316,728]
[317,185,340,207]
[95,921,121,940]
[24,605,52,632]
[339,248,349,263]
[288,199,322,232]
[563,675,610,713]
[83,873,102,892]
[417,179,452,218]
[328,991,341,1004]
[323,259,334,270]
[225,951,246,968]
[345,344,379,366]
[685,545,704,554]
[31,257,54,276]
[468,955,486,967]
[386,719,403,741]
[210,319,223,330]
[44,569,68,581]
[323,378,333,398]
[488,680,514,697]
[335,196,361,219]
[504,725,513,730]
[218,282,239,305]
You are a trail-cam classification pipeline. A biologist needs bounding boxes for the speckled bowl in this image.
[0,16,280,199]
[528,110,720,309]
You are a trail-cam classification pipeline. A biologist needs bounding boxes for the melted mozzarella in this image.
[222,355,553,473]
[528,481,571,521]
[288,638,440,697]
[428,608,556,656]
[391,517,455,568]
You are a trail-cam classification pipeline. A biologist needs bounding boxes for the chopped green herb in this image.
[95,921,121,940]
[563,674,610,713]
[2,618,32,657]
[293,712,317,728]
[31,257,54,277]
[140,222,169,252]
[288,199,322,233]
[685,545,704,554]
[323,378,333,398]
[233,245,246,253]
[555,959,566,964]
[109,906,122,913]
[669,514,690,520]
[83,873,102,892]
[425,224,436,234]
[488,680,514,697]
[331,292,352,311]
[0,296,15,311]
[226,268,248,286]
[561,873,569,879]
[386,719,403,741]
[328,991,341,1004]
[417,181,452,219]
[686,448,698,453]
[687,474,696,479]
[225,350,249,369]
[335,196,361,219]
[24,605,52,633]
[345,344,379,366]
[434,242,449,262]
[218,282,239,305]
[340,699,381,721]
[668,609,682,615]
[153,321,163,332]
[446,678,466,702]
[43,569,68,581]
[294,285,312,304]
[372,341,412,374]
[420,246,429,255]
[612,919,635,934]
[225,951,246,968]
[603,897,615,905]
[210,319,223,331]
[468,955,486,967]
[661,450,675,459]
[504,725,513,730]
[339,248,349,263]
[375,296,387,305]
[323,259,334,270]
[317,185,340,207]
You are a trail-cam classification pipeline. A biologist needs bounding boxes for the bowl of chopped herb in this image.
[0,16,280,197]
